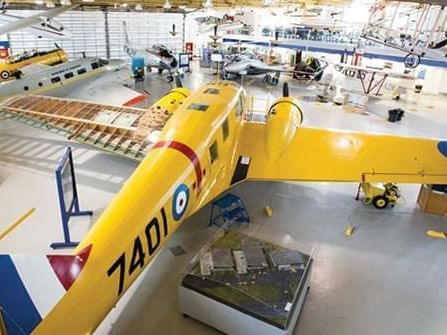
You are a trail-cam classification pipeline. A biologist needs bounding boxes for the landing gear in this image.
[404,53,421,68]
[263,73,279,86]
[1,71,10,80]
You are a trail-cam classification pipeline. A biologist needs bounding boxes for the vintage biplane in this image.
[362,0,447,68]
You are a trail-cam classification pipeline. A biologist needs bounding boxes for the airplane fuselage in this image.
[0,58,129,99]
[32,81,246,334]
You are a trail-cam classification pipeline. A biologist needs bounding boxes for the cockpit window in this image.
[188,103,209,112]
[204,88,219,94]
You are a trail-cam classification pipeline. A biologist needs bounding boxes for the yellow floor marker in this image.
[426,230,447,239]
[345,224,355,237]
[264,206,273,217]
[0,208,35,241]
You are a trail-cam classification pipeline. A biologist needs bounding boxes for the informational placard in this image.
[51,147,93,249]
[211,53,223,62]
[178,53,190,68]
[60,156,74,213]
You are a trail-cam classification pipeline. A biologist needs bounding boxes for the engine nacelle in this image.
[266,96,303,161]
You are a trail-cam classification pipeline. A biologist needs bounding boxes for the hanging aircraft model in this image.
[1,79,447,335]
[196,14,247,34]
[362,1,447,68]
[123,21,178,81]
[0,5,75,40]
[0,57,145,106]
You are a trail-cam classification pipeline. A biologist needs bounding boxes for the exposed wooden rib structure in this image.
[0,95,173,161]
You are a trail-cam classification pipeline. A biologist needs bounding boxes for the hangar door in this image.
[7,10,184,60]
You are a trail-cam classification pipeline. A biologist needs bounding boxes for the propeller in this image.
[283,82,289,97]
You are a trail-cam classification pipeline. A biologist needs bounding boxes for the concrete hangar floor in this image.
[0,62,447,335]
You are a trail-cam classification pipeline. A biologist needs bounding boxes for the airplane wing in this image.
[336,63,415,80]
[0,13,45,35]
[0,6,75,35]
[234,122,447,185]
[19,63,52,76]
[68,81,146,107]
[248,62,288,73]
[0,95,171,160]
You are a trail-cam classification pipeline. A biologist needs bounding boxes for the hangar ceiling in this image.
[1,0,353,11]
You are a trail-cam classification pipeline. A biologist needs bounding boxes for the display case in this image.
[178,226,313,335]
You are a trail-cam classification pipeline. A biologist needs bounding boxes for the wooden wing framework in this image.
[0,95,172,160]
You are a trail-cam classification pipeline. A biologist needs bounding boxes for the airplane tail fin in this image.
[0,245,92,335]
[122,21,131,47]
[122,21,136,57]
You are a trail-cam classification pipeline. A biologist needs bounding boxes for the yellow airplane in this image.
[0,80,447,334]
[0,48,68,81]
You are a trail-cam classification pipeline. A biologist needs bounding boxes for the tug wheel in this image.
[1,71,10,80]
[372,195,388,209]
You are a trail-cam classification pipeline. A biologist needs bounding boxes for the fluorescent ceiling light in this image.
[163,0,171,9]
[81,0,95,3]
[34,0,44,4]
[135,4,143,10]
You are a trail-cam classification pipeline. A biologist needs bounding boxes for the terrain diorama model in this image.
[181,230,312,329]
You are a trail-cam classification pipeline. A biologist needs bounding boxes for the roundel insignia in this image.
[172,184,189,221]
[438,141,447,158]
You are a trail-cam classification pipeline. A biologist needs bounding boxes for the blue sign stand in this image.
[50,147,93,249]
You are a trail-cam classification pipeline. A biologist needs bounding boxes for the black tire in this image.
[404,53,420,68]
[372,195,388,209]
[1,70,10,80]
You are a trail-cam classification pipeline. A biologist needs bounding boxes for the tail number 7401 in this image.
[107,208,168,297]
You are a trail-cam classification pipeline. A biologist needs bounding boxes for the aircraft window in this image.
[204,88,219,94]
[236,97,243,118]
[77,68,87,75]
[38,82,43,87]
[222,118,229,141]
[23,86,29,91]
[209,141,218,163]
[51,77,61,83]
[188,103,209,112]
[91,62,99,70]
[64,72,74,79]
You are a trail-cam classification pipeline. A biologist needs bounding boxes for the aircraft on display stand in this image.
[1,78,447,334]
[222,52,327,85]
[122,21,179,81]
[332,62,416,97]
[362,0,447,68]
[0,4,75,40]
